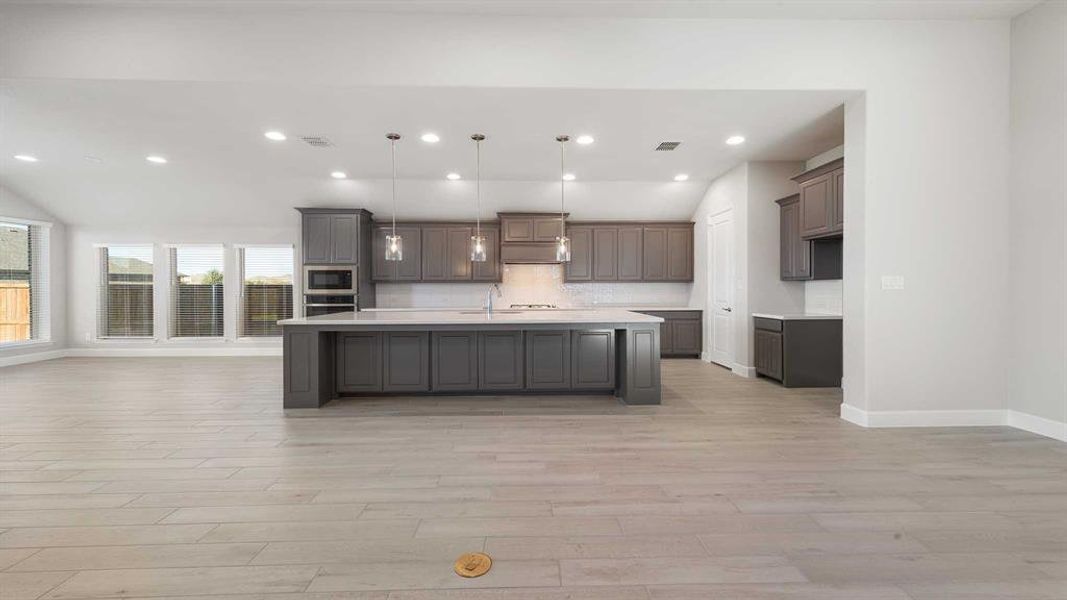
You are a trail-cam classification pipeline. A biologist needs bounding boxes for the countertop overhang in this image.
[752,312,842,321]
[279,309,664,327]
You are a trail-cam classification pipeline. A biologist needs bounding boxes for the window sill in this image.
[95,337,157,343]
[0,339,53,350]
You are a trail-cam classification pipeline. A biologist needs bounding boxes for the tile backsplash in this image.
[804,279,844,314]
[375,264,693,308]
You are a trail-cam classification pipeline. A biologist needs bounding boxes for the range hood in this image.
[498,212,569,264]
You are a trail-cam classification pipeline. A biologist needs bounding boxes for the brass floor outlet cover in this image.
[454,552,492,578]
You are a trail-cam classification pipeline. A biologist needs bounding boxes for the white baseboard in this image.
[0,349,67,368]
[732,363,756,378]
[840,404,1066,443]
[1007,410,1067,442]
[66,346,282,358]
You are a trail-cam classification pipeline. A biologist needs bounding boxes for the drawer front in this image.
[753,317,783,332]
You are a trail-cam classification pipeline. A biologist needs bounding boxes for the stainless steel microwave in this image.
[303,265,356,294]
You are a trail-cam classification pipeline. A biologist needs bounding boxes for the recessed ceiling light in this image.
[84,155,103,163]
[264,131,287,141]
[562,173,576,181]
[145,155,167,164]
[725,135,746,146]
[576,135,595,145]
[446,172,461,180]
[330,171,347,179]
[421,133,441,143]
[673,174,689,182]
[13,154,38,162]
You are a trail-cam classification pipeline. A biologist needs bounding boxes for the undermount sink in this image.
[458,310,524,315]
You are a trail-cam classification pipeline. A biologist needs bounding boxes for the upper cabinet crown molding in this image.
[791,157,844,184]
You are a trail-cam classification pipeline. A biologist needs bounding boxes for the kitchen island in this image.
[278,309,663,408]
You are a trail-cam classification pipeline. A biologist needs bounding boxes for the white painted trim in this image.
[66,346,281,358]
[839,404,1066,443]
[0,349,66,368]
[1007,410,1067,442]
[0,215,52,228]
[732,363,756,378]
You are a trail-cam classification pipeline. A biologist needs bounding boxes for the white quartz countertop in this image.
[361,306,699,313]
[752,312,842,321]
[280,309,663,326]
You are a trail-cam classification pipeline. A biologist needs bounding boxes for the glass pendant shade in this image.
[385,234,403,262]
[556,235,571,262]
[470,234,487,262]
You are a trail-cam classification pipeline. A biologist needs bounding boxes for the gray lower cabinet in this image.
[754,317,841,387]
[431,331,478,391]
[336,332,382,393]
[525,331,571,389]
[382,332,430,392]
[636,310,702,357]
[571,330,615,389]
[753,328,784,381]
[478,330,524,390]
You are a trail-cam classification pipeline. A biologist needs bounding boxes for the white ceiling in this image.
[0,80,845,226]
[0,0,1042,20]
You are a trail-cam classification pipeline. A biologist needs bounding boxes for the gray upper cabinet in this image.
[617,226,643,281]
[571,329,615,389]
[643,224,693,282]
[565,226,593,282]
[776,195,812,281]
[642,227,668,280]
[793,158,844,240]
[420,227,449,281]
[500,213,564,243]
[636,310,702,357]
[471,227,501,282]
[525,330,571,389]
[300,210,368,265]
[372,225,423,282]
[593,227,619,280]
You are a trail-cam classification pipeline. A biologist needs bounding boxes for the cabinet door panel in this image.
[666,226,693,281]
[303,215,332,264]
[642,227,668,281]
[448,227,473,280]
[533,217,563,242]
[832,168,844,233]
[617,227,643,281]
[471,228,501,282]
[371,226,393,281]
[503,218,533,242]
[593,227,618,281]
[382,332,430,392]
[336,333,382,392]
[572,330,615,389]
[800,173,834,239]
[479,331,524,390]
[420,227,449,281]
[754,329,783,381]
[329,215,358,263]
[432,332,478,391]
[565,227,593,281]
[525,331,571,389]
[394,226,422,281]
[670,319,702,356]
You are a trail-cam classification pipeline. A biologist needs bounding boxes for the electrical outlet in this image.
[881,275,905,290]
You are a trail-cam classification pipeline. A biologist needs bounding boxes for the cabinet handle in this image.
[723,307,732,312]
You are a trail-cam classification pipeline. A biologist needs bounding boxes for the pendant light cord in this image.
[390,137,397,237]
[559,137,566,238]
[476,137,482,237]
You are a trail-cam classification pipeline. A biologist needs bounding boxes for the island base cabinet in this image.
[382,332,430,392]
[431,332,478,391]
[526,331,571,389]
[336,332,382,393]
[479,331,524,390]
[572,330,615,389]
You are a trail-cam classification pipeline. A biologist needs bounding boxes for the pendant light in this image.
[385,133,403,262]
[555,134,571,262]
[470,134,487,262]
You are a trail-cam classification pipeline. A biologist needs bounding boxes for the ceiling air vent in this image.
[655,141,682,151]
[299,136,334,148]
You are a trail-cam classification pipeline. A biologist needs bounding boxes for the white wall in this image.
[378,264,690,309]
[0,6,1014,416]
[65,224,298,350]
[0,184,66,362]
[1008,0,1066,427]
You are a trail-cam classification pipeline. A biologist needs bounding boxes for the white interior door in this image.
[708,211,735,368]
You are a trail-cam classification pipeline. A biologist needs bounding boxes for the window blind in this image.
[170,245,224,338]
[0,220,49,345]
[97,245,154,338]
[239,246,294,337]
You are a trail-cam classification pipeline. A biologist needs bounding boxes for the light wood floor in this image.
[1,357,1065,600]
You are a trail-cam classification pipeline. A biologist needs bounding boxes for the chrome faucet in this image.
[485,283,502,315]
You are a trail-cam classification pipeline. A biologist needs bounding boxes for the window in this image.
[0,220,49,345]
[169,245,224,338]
[97,245,154,338]
[239,246,294,337]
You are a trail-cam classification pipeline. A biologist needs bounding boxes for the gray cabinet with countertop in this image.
[478,330,524,390]
[754,316,841,387]
[526,330,571,389]
[634,310,702,358]
[431,331,478,391]
[382,331,430,392]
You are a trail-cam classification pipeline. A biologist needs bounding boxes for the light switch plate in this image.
[881,275,905,290]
